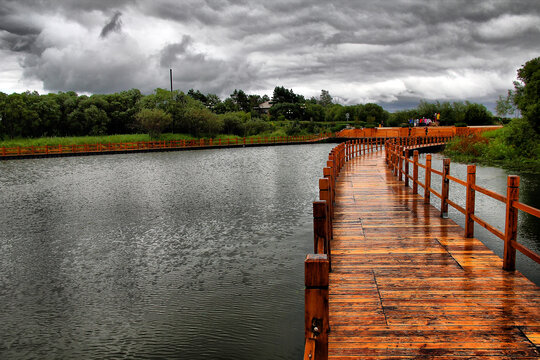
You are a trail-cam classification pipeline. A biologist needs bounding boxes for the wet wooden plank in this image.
[328,151,540,358]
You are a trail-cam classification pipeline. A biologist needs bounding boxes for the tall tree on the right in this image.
[513,57,540,133]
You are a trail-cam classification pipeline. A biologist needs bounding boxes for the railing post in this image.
[393,144,398,175]
[441,158,450,218]
[413,150,418,185]
[313,201,329,255]
[305,254,329,360]
[320,178,333,254]
[397,145,403,181]
[327,160,335,202]
[404,149,409,187]
[465,165,476,238]
[323,167,334,217]
[503,176,520,271]
[424,154,432,203]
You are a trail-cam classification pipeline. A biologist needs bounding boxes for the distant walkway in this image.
[328,151,540,358]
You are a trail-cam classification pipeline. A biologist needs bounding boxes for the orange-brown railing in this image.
[0,134,331,158]
[337,125,502,139]
[386,140,540,271]
[303,137,388,360]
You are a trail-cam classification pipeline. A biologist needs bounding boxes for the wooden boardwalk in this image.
[328,150,540,358]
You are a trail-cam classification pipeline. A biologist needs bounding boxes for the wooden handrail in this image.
[385,141,540,270]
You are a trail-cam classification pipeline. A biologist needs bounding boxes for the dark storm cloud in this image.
[100,11,123,38]
[160,35,193,67]
[1,0,539,109]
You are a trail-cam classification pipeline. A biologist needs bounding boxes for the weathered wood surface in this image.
[328,151,540,358]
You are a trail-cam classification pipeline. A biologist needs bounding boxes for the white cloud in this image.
[476,14,540,40]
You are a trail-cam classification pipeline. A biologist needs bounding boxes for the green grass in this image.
[443,126,540,173]
[0,130,325,149]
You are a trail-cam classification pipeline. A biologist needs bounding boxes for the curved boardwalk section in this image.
[329,151,540,358]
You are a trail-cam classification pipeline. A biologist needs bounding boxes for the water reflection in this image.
[0,144,334,359]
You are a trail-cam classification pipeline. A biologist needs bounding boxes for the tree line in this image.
[444,57,540,172]
[0,85,497,140]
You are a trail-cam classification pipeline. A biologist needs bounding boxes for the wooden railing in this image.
[385,140,540,271]
[0,134,331,158]
[303,137,388,359]
[337,125,502,139]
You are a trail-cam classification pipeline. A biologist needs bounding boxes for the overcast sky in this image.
[1,0,539,111]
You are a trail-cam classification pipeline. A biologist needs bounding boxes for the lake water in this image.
[1,145,538,359]
[0,144,334,359]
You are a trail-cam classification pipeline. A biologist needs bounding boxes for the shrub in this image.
[135,108,172,138]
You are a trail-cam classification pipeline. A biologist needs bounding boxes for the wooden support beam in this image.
[424,154,432,204]
[503,175,520,271]
[305,254,329,360]
[313,201,328,255]
[441,158,450,218]
[465,165,476,238]
[404,149,410,187]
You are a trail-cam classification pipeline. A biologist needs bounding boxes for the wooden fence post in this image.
[313,201,329,255]
[394,144,398,176]
[441,158,450,218]
[327,160,335,203]
[323,167,334,217]
[503,175,520,271]
[398,146,403,182]
[465,165,476,238]
[404,149,409,187]
[424,154,432,203]
[305,254,329,360]
[319,178,333,251]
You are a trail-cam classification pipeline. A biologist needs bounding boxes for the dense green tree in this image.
[205,93,221,111]
[364,103,388,126]
[103,89,141,134]
[464,102,492,126]
[230,89,250,112]
[272,86,303,104]
[318,90,333,107]
[495,90,517,118]
[269,102,303,120]
[221,111,250,135]
[135,108,172,138]
[304,103,325,122]
[214,97,238,114]
[513,57,540,132]
[187,89,207,104]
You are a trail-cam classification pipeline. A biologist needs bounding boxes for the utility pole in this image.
[170,68,175,133]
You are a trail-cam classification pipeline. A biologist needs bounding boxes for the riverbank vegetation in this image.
[1,82,499,146]
[444,57,540,173]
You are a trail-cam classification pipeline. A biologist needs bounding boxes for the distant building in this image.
[255,101,273,114]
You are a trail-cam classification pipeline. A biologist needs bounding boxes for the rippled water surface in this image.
[0,144,334,359]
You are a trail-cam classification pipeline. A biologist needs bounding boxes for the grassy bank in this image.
[0,129,325,148]
[443,119,540,173]
[0,119,340,148]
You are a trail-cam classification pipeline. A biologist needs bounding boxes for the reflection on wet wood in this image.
[328,153,540,358]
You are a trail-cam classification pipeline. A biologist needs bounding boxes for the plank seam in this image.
[434,237,465,271]
[372,270,389,326]
[517,325,540,352]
